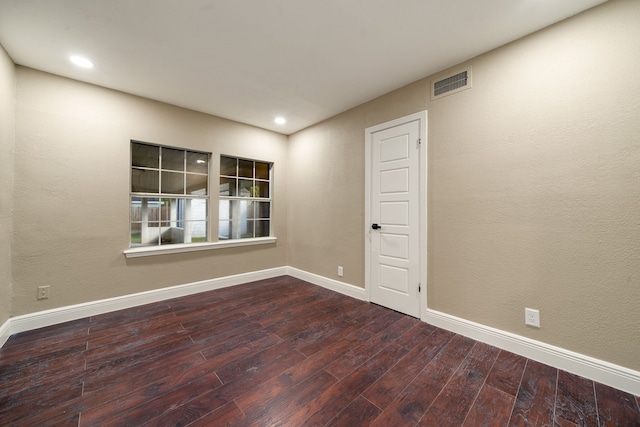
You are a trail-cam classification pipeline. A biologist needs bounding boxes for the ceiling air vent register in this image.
[431,67,472,100]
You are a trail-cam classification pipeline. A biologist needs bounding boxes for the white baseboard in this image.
[285,267,367,301]
[424,309,640,396]
[1,268,637,397]
[4,267,287,341]
[0,317,11,349]
[0,266,363,349]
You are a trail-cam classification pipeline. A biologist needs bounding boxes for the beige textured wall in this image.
[0,45,15,325]
[12,67,288,316]
[288,0,640,370]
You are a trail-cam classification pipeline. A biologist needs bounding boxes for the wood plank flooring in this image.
[1,276,639,426]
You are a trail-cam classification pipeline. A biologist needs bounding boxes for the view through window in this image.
[219,155,272,240]
[130,141,209,247]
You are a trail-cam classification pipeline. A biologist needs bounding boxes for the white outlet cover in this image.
[525,308,540,328]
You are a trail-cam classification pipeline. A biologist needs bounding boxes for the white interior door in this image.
[366,112,425,318]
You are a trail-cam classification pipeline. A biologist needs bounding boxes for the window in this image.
[219,155,272,240]
[130,141,209,247]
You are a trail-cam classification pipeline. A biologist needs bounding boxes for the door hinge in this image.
[418,284,421,293]
[418,138,422,146]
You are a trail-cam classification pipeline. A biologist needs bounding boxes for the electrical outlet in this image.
[37,285,50,300]
[525,308,540,328]
[338,266,344,277]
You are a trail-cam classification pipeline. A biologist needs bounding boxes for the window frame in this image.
[129,140,210,248]
[124,146,277,258]
[218,154,273,241]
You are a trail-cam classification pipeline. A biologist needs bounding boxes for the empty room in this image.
[0,0,639,425]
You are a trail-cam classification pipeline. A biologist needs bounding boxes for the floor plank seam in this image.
[507,358,529,424]
[460,349,500,426]
[592,380,601,427]
[416,343,470,425]
[552,367,560,425]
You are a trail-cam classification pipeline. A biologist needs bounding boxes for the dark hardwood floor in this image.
[1,276,639,426]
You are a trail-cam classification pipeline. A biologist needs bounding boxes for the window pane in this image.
[257,202,270,219]
[132,169,159,193]
[255,220,270,237]
[239,179,255,197]
[131,222,142,245]
[132,142,159,168]
[189,199,207,222]
[161,171,184,194]
[255,162,270,180]
[139,222,160,246]
[220,156,237,176]
[239,200,254,220]
[186,174,208,195]
[146,199,160,222]
[185,221,207,242]
[219,199,231,221]
[131,197,160,220]
[219,221,232,240]
[256,181,269,198]
[131,197,142,221]
[160,198,181,226]
[238,159,253,178]
[186,152,208,173]
[162,147,184,171]
[219,177,236,196]
[240,219,255,238]
[160,227,181,245]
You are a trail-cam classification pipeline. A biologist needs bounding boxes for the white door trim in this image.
[365,111,427,320]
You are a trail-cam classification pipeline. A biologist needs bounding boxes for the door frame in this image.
[364,110,428,321]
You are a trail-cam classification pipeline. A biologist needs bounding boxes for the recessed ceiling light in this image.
[70,55,94,68]
[274,117,286,125]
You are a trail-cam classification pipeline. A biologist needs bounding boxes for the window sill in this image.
[123,237,277,258]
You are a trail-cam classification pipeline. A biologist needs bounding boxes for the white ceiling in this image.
[0,0,606,135]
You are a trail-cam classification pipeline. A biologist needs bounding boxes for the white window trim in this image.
[123,236,277,258]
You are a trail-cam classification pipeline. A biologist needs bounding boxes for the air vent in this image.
[431,67,472,100]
